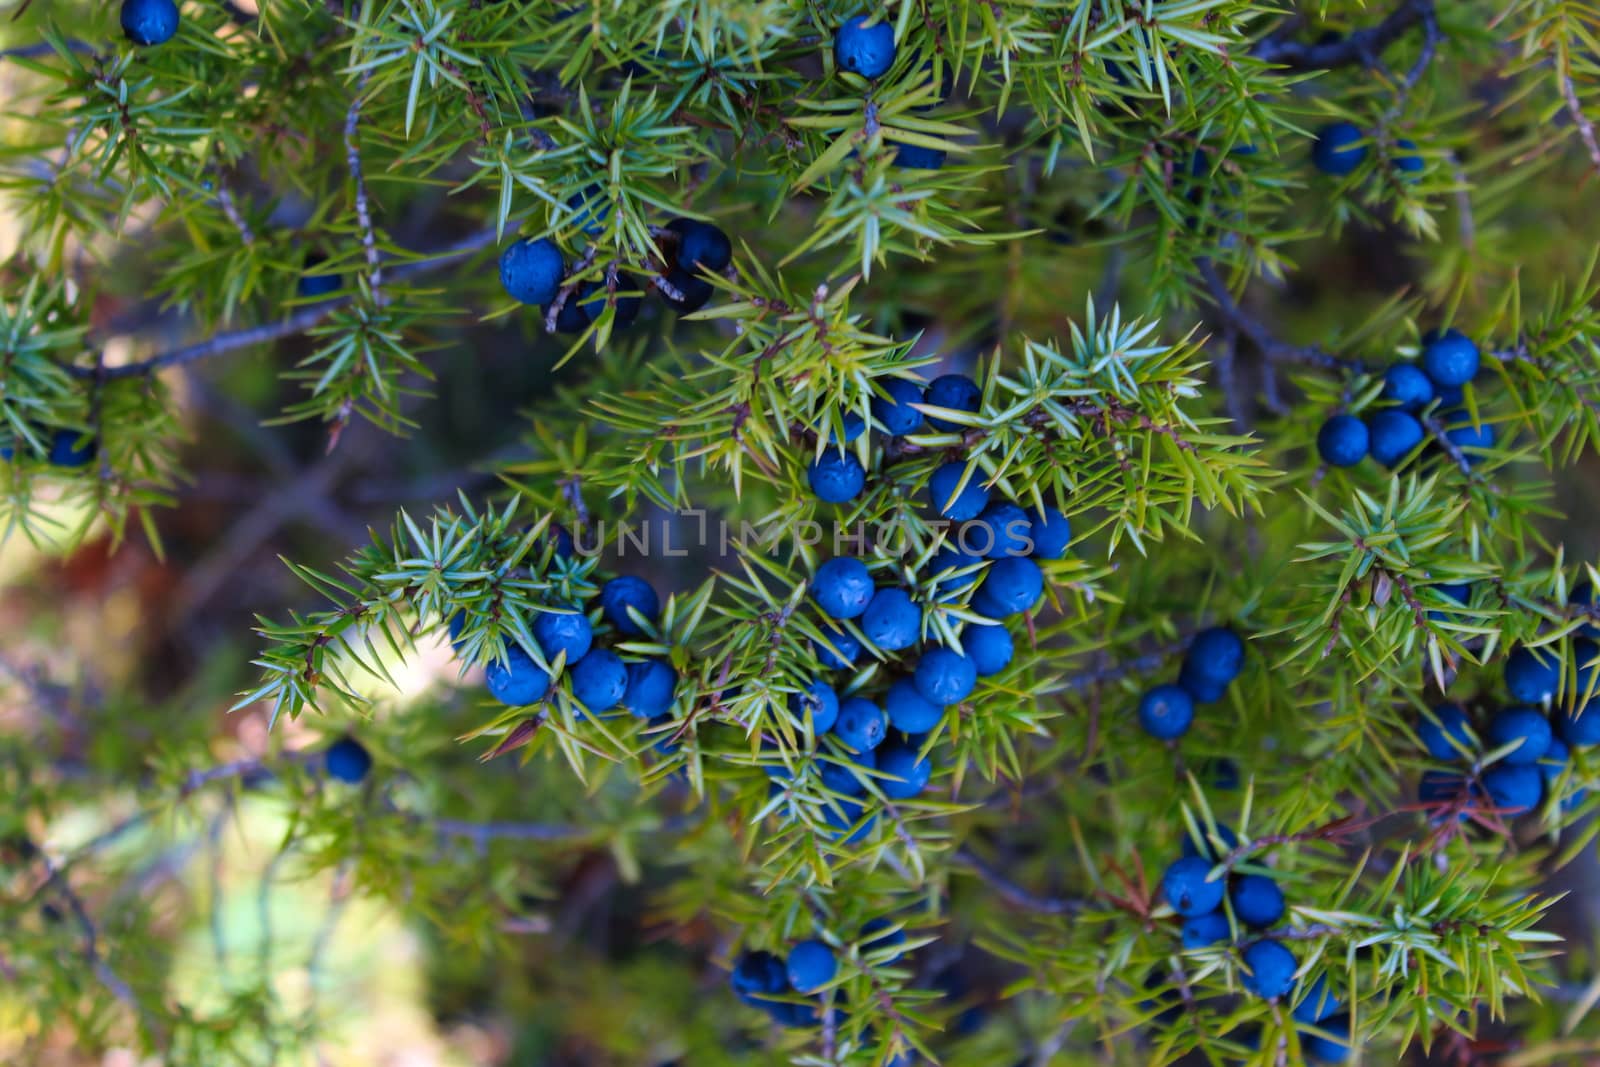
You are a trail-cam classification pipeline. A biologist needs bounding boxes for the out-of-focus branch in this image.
[953,844,1082,915]
[1251,0,1435,72]
[65,227,498,382]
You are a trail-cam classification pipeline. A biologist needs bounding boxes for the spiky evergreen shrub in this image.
[4,0,1600,1063]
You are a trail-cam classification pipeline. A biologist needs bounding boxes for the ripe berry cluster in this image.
[791,424,1071,838]
[1415,637,1594,821]
[1159,825,1352,1062]
[1315,328,1490,471]
[832,17,948,170]
[498,216,731,327]
[0,428,99,469]
[1310,121,1423,179]
[1134,626,1247,741]
[729,922,913,1046]
[806,370,992,505]
[450,536,678,726]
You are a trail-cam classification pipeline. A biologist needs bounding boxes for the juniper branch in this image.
[1558,69,1600,178]
[344,69,383,302]
[64,227,496,381]
[1251,0,1435,73]
[953,844,1082,915]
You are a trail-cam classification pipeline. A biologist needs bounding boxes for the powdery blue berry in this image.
[809,450,867,503]
[1417,769,1472,823]
[786,940,837,993]
[927,461,989,521]
[812,557,875,619]
[1182,823,1239,862]
[860,587,921,651]
[926,543,986,600]
[968,502,1032,559]
[121,0,179,46]
[876,740,932,799]
[1381,363,1435,411]
[1229,874,1286,929]
[1443,418,1495,463]
[922,373,982,432]
[1138,684,1195,740]
[834,15,897,79]
[889,141,946,169]
[1293,974,1341,1025]
[1181,910,1231,949]
[570,648,628,713]
[822,797,876,843]
[972,556,1043,617]
[1316,414,1369,468]
[730,949,787,1006]
[1556,701,1600,746]
[835,697,888,753]
[1311,122,1367,176]
[963,623,1013,676]
[1029,506,1072,558]
[552,287,594,334]
[818,749,875,796]
[660,268,713,313]
[1302,1015,1353,1063]
[1394,138,1425,174]
[1178,660,1229,704]
[871,377,926,435]
[1485,706,1552,765]
[499,237,565,306]
[1240,939,1298,999]
[1539,736,1585,810]
[1162,856,1225,917]
[1418,703,1475,760]
[578,274,643,327]
[667,217,732,273]
[297,253,341,299]
[1570,580,1600,639]
[913,647,978,706]
[1480,761,1542,816]
[789,680,841,734]
[885,677,944,733]
[486,644,551,707]
[1504,644,1559,703]
[567,184,609,236]
[621,658,677,718]
[860,918,907,961]
[1365,409,1425,468]
[1421,327,1480,387]
[48,429,96,468]
[813,624,862,670]
[533,608,593,666]
[324,737,372,784]
[601,576,660,636]
[1186,627,1246,686]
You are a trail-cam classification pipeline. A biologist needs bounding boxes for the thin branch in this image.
[1559,68,1600,178]
[344,69,383,301]
[65,227,498,381]
[38,849,166,1046]
[213,183,256,246]
[1061,639,1188,694]
[1198,259,1362,373]
[953,845,1082,915]
[0,39,97,62]
[1251,0,1433,72]
[431,818,596,844]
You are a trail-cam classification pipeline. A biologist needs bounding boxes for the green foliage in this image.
[7,0,1600,1064]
